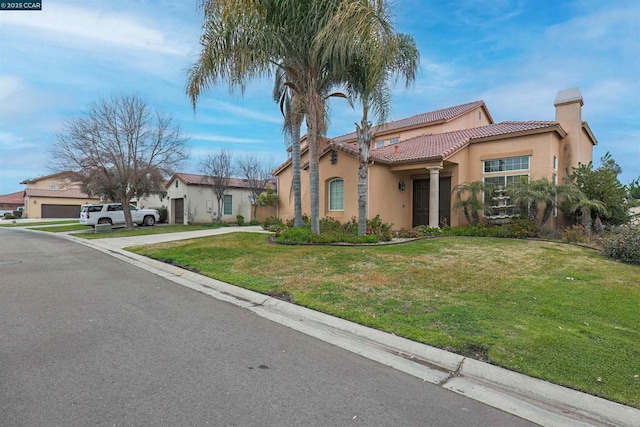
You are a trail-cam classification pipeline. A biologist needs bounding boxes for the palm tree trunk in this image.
[290,115,303,227]
[357,105,370,236]
[307,74,322,235]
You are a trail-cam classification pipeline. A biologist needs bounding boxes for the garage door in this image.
[41,204,81,219]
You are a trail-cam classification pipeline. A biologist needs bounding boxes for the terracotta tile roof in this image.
[169,173,276,189]
[20,171,81,185]
[24,188,95,199]
[332,100,488,143]
[331,121,562,164]
[0,191,24,205]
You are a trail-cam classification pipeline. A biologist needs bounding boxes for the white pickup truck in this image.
[79,203,159,227]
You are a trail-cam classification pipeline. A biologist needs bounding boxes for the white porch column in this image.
[428,166,442,228]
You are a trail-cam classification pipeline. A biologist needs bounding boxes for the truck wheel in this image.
[143,216,155,226]
[97,218,112,225]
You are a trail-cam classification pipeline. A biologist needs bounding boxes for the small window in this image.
[175,180,179,188]
[328,178,344,211]
[375,140,385,149]
[553,155,558,170]
[50,185,58,190]
[389,137,399,144]
[223,195,232,215]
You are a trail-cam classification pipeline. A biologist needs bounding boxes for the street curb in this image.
[55,231,640,427]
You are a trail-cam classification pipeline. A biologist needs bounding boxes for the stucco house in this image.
[0,191,24,213]
[20,172,100,219]
[165,173,276,224]
[274,88,596,229]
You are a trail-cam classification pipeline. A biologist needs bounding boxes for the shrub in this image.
[395,228,419,238]
[601,225,640,265]
[275,227,312,245]
[367,215,393,242]
[3,213,15,220]
[413,225,443,237]
[285,214,310,228]
[153,207,168,223]
[236,215,244,226]
[249,219,260,226]
[262,216,283,230]
[562,225,588,243]
[12,210,22,218]
[500,219,538,239]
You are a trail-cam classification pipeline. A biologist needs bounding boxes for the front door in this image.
[174,198,184,224]
[412,177,451,227]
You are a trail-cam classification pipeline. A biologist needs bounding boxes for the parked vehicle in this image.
[79,203,159,227]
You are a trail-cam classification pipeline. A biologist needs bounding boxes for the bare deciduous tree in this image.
[237,154,274,220]
[51,95,189,229]
[201,149,234,221]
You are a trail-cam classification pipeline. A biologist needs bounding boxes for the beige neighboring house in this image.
[275,88,596,229]
[0,191,24,212]
[165,173,276,224]
[20,172,100,219]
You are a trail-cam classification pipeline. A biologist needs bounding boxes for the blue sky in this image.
[0,0,638,195]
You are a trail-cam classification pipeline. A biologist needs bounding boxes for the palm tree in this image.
[452,181,486,224]
[188,0,395,234]
[563,183,608,233]
[273,70,305,227]
[321,8,418,235]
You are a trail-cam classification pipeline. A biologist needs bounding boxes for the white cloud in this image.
[452,0,525,28]
[190,134,266,144]
[203,101,283,124]
[0,3,189,55]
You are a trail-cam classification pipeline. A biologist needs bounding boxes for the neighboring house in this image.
[135,192,168,210]
[165,173,276,224]
[0,191,24,212]
[274,88,596,229]
[20,172,100,219]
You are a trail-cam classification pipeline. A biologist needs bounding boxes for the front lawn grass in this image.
[78,224,213,239]
[0,220,78,227]
[129,233,640,408]
[31,224,91,233]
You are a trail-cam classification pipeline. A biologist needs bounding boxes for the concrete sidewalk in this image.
[42,227,640,426]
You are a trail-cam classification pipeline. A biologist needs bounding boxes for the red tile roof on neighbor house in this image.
[19,171,81,185]
[331,121,566,164]
[332,100,490,143]
[0,191,24,205]
[24,188,95,199]
[167,173,276,189]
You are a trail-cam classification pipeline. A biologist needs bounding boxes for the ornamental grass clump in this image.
[602,225,640,265]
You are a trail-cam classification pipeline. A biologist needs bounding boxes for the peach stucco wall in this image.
[24,196,101,219]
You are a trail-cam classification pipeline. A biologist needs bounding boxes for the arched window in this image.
[328,178,344,211]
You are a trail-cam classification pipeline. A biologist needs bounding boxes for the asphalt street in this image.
[0,228,534,426]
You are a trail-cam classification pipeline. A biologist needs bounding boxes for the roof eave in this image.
[582,122,598,146]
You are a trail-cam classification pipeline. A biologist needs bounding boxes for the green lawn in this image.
[77,224,215,239]
[31,224,91,233]
[0,220,78,227]
[129,233,640,408]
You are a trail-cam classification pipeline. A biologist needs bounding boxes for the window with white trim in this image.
[375,140,385,149]
[223,194,232,215]
[483,174,529,216]
[483,156,529,173]
[389,137,399,144]
[328,178,344,211]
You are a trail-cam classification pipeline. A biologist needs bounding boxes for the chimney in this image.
[554,87,584,176]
